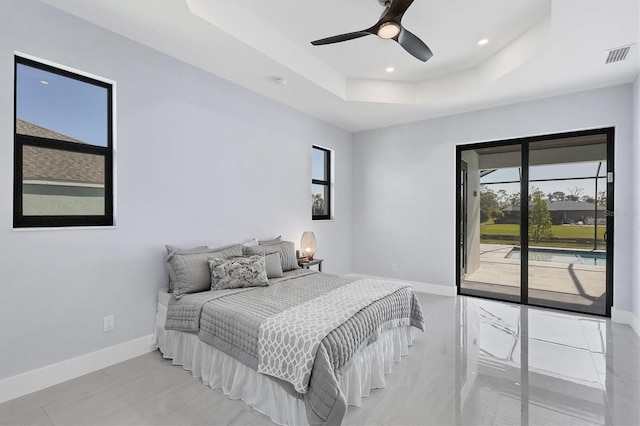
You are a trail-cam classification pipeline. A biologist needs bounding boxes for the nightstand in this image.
[299,258,323,272]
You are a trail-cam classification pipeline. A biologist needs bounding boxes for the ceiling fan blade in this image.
[396,27,433,62]
[311,31,372,46]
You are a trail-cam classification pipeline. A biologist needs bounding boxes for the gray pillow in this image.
[244,241,298,271]
[259,236,282,245]
[265,252,284,279]
[164,245,209,292]
[165,245,208,256]
[168,245,243,298]
[209,255,268,290]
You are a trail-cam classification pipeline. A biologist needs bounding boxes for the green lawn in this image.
[480,223,606,249]
[480,223,606,239]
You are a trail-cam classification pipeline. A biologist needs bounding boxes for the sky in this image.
[312,147,327,200]
[16,63,108,147]
[312,147,326,181]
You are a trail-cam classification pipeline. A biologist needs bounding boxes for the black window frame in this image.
[13,56,114,228]
[312,145,331,220]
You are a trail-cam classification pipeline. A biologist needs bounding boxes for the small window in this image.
[312,146,331,220]
[14,56,113,228]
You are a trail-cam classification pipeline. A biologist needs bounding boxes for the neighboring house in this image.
[503,200,606,225]
[17,118,105,215]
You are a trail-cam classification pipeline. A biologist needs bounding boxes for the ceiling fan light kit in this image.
[310,0,433,62]
[377,21,400,39]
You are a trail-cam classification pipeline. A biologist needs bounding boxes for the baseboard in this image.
[347,273,456,297]
[0,334,156,404]
[611,308,640,337]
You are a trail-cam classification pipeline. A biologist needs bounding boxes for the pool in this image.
[506,247,606,266]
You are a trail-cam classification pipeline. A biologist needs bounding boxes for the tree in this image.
[529,187,553,243]
[566,186,584,201]
[581,195,595,204]
[490,208,505,222]
[548,191,566,202]
[496,189,509,209]
[312,194,324,212]
[597,191,607,206]
[480,186,502,223]
[508,192,521,207]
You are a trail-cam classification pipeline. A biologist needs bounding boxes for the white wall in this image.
[460,150,480,275]
[0,0,352,381]
[632,75,640,333]
[352,84,635,313]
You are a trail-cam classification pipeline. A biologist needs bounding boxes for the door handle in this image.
[604,231,608,242]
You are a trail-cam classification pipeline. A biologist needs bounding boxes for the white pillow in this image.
[242,238,259,247]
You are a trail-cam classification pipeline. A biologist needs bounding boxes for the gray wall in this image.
[0,0,352,380]
[633,75,640,327]
[352,84,635,312]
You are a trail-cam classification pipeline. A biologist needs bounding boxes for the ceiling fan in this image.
[310,0,433,62]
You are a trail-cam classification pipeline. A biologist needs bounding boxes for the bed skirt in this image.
[152,302,414,425]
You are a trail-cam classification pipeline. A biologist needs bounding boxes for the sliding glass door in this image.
[458,145,522,303]
[526,137,610,315]
[456,129,614,316]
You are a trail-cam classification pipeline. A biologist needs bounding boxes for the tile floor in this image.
[0,293,638,425]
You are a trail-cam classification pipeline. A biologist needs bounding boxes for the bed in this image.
[152,242,424,425]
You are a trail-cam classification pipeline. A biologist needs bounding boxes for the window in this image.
[311,145,331,220]
[14,56,113,228]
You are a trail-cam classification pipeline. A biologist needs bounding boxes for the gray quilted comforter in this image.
[165,270,424,425]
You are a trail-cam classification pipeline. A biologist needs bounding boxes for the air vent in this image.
[605,45,631,64]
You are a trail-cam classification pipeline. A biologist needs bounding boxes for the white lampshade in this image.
[300,231,316,260]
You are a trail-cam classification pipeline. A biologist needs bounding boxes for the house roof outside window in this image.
[17,118,105,186]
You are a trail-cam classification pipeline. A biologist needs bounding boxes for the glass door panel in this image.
[527,137,608,315]
[460,161,468,276]
[460,146,521,303]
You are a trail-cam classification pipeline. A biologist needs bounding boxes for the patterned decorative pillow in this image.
[243,241,298,271]
[209,255,269,290]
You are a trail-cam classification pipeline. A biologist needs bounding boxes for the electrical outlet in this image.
[103,315,115,332]
[391,263,398,272]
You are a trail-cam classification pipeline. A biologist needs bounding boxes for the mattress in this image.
[157,287,171,308]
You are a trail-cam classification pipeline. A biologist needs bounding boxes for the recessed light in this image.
[478,38,489,46]
[40,80,49,85]
[386,67,394,73]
